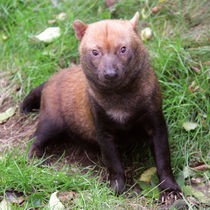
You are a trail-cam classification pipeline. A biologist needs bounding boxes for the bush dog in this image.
[21,13,181,200]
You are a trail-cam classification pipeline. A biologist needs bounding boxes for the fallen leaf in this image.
[192,163,209,171]
[188,80,199,92]
[191,177,201,184]
[191,66,201,74]
[182,122,198,131]
[57,191,79,204]
[105,0,115,8]
[140,28,152,41]
[6,188,24,205]
[0,199,11,210]
[35,27,60,43]
[49,191,64,210]
[151,5,163,14]
[139,167,157,183]
[0,107,16,124]
[56,13,67,21]
[48,19,57,24]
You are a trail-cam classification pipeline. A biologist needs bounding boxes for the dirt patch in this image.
[0,111,38,153]
[0,73,36,152]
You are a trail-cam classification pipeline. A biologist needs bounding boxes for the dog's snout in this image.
[104,68,117,80]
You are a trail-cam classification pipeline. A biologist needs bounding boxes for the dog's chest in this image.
[106,109,131,124]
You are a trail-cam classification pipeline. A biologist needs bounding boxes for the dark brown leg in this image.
[144,111,181,202]
[28,117,65,159]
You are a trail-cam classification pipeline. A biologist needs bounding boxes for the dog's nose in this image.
[104,68,117,80]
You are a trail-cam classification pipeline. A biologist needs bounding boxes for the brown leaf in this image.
[191,163,209,171]
[6,188,25,205]
[188,81,199,92]
[191,66,201,74]
[57,191,79,204]
[48,19,57,24]
[105,0,115,8]
[140,27,152,41]
[191,177,201,184]
[151,5,163,14]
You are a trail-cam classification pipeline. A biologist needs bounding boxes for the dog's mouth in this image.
[97,76,127,91]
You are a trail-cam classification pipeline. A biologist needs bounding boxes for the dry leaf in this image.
[191,177,201,184]
[56,13,67,21]
[49,191,64,210]
[188,81,199,92]
[105,0,115,8]
[35,27,60,43]
[140,28,152,41]
[57,191,79,204]
[139,167,157,183]
[191,66,201,74]
[48,19,57,24]
[0,199,11,210]
[182,122,198,131]
[151,5,163,14]
[0,107,16,124]
[6,189,24,205]
[192,163,209,171]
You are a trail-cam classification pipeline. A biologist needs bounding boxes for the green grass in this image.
[0,148,126,209]
[0,0,209,208]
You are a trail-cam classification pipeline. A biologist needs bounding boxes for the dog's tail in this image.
[20,82,45,114]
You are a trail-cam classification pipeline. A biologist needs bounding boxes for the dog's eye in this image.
[92,50,99,56]
[120,46,127,54]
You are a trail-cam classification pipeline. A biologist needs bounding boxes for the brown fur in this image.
[40,66,96,141]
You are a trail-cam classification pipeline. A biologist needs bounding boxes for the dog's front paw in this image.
[160,190,182,204]
[28,143,44,159]
[110,174,125,195]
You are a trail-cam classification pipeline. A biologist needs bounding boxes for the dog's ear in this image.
[130,12,139,33]
[73,20,88,41]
